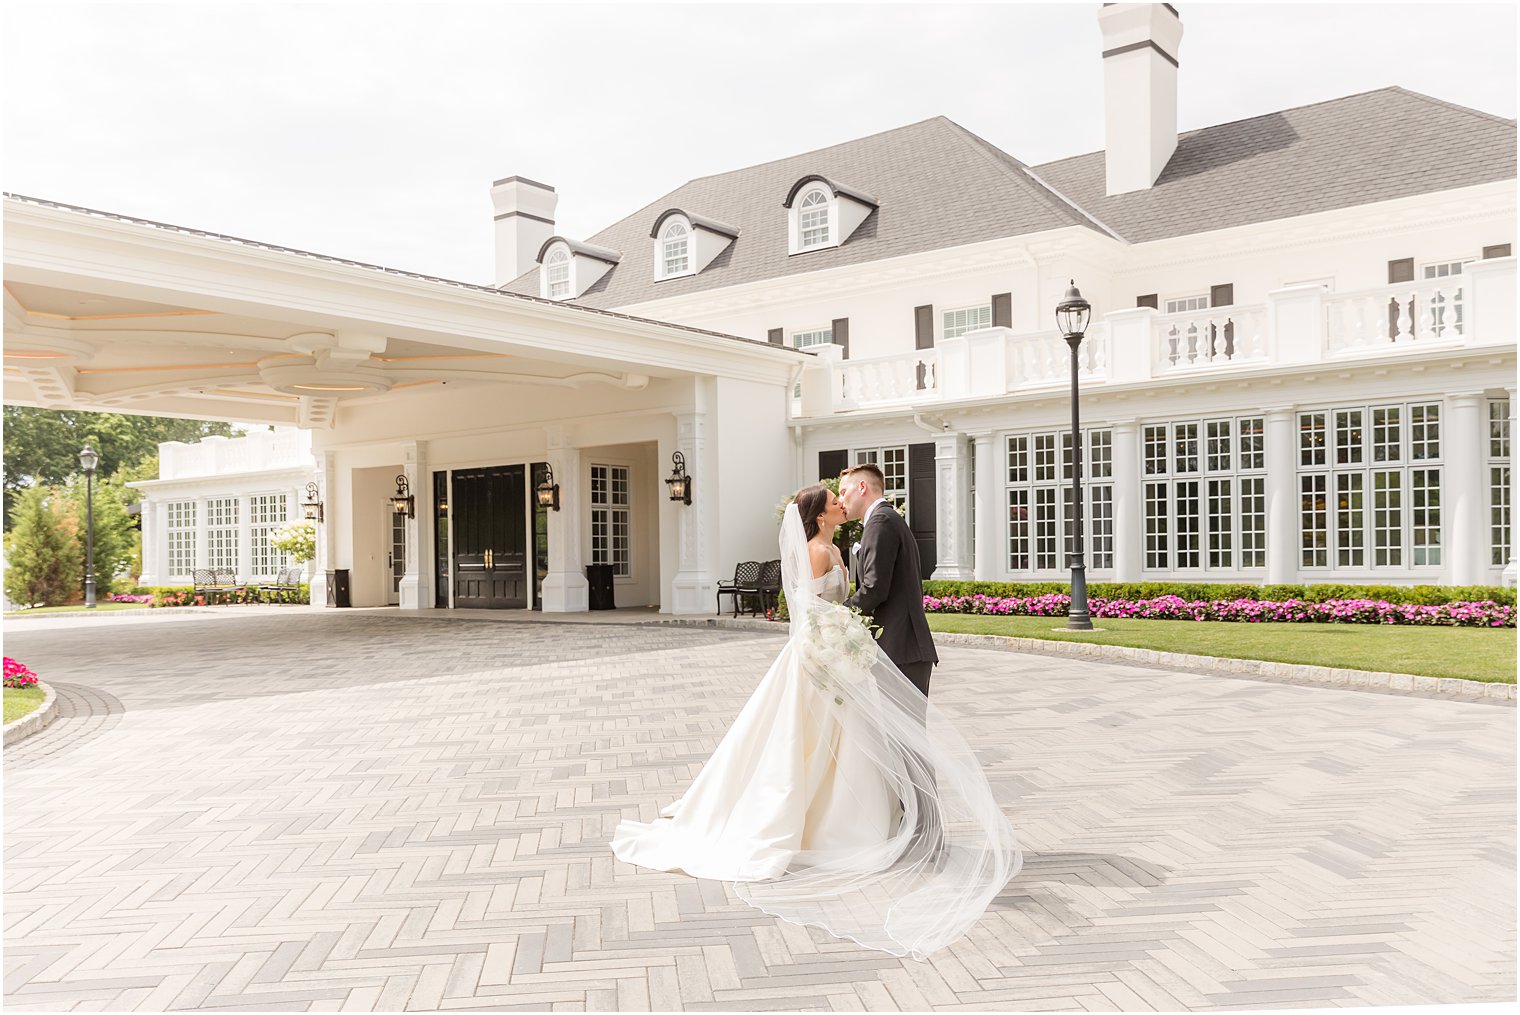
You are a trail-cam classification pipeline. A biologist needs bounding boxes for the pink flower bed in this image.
[4,657,40,689]
[922,593,1515,628]
[107,593,154,604]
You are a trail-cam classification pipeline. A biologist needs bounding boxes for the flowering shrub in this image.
[923,593,1515,628]
[4,657,40,689]
[151,589,203,608]
[107,593,154,604]
[269,522,316,564]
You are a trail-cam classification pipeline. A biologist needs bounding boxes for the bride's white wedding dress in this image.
[611,505,1021,959]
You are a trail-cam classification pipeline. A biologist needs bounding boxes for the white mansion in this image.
[7,4,1516,612]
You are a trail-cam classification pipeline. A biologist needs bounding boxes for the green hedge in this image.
[128,583,311,606]
[921,579,1515,607]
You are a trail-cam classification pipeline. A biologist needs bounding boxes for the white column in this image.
[1264,406,1298,584]
[971,431,998,580]
[541,425,589,612]
[195,495,209,572]
[1446,392,1488,586]
[1506,389,1518,588]
[670,410,716,614]
[398,441,430,609]
[137,498,161,586]
[309,451,337,608]
[1110,420,1142,581]
[933,432,974,579]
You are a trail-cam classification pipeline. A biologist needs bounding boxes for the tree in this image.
[2,407,242,528]
[3,486,82,608]
[58,473,138,595]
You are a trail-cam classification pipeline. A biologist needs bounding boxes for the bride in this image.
[611,484,1021,959]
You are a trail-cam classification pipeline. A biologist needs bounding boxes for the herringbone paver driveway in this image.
[5,611,1514,1011]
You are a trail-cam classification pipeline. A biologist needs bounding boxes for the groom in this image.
[837,463,938,699]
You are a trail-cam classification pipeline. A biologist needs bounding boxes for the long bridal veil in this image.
[735,505,1022,959]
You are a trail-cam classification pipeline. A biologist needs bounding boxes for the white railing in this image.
[792,257,1513,417]
[838,348,938,407]
[1009,326,1108,389]
[158,429,313,480]
[1153,305,1268,374]
[1325,279,1465,356]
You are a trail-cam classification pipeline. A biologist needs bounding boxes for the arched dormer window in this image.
[661,221,689,278]
[798,189,831,250]
[545,248,570,299]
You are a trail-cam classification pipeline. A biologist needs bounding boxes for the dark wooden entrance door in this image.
[452,465,527,609]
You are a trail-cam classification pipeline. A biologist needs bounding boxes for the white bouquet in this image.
[797,601,882,705]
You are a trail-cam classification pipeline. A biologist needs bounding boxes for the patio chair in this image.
[751,559,783,617]
[259,567,302,604]
[715,561,761,617]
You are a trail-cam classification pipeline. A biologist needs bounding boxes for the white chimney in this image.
[1098,3,1183,196]
[490,176,558,286]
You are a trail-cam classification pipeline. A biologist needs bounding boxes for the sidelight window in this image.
[590,464,631,577]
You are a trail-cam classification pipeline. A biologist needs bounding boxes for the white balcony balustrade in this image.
[1153,305,1268,374]
[792,257,1514,417]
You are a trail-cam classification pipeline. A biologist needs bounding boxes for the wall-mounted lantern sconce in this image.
[391,474,415,518]
[665,451,693,505]
[301,481,324,523]
[535,464,561,511]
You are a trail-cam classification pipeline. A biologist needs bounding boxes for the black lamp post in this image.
[79,443,99,609]
[1056,281,1093,632]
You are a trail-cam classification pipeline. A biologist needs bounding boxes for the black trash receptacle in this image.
[326,569,351,608]
[585,564,615,611]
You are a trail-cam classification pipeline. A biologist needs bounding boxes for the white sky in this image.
[3,2,1515,285]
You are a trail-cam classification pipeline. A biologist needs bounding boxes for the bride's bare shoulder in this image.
[807,540,834,578]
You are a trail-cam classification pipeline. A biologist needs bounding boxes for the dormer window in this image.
[648,209,738,282]
[545,249,571,299]
[783,175,878,256]
[661,222,689,277]
[537,237,620,300]
[798,190,831,249]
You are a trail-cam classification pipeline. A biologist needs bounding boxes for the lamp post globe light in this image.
[79,443,100,610]
[1055,281,1094,632]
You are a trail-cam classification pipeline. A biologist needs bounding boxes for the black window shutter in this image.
[914,305,934,349]
[1209,283,1234,308]
[831,317,849,360]
[1137,294,1159,309]
[991,292,1013,329]
[767,328,783,346]
[819,450,849,482]
[907,443,937,579]
[1388,258,1415,284]
[1484,244,1512,259]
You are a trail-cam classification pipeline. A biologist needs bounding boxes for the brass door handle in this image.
[485,548,493,568]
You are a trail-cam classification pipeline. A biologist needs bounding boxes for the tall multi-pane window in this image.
[1006,429,1112,573]
[207,497,239,571]
[943,304,993,340]
[853,447,908,517]
[249,493,289,578]
[167,500,196,579]
[661,222,689,277]
[590,464,631,577]
[545,249,570,299]
[798,190,830,249]
[1490,398,1512,567]
[1142,416,1265,572]
[1299,401,1442,570]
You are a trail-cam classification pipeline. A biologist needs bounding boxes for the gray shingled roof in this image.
[506,87,1515,309]
[1032,87,1517,243]
[504,117,1095,307]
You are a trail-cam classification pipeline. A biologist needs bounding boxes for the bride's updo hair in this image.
[792,484,830,541]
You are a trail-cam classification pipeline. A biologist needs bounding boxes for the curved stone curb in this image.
[4,680,58,747]
[657,617,1516,705]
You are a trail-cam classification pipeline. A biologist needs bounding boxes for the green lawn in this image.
[3,687,46,724]
[926,614,1518,683]
[4,602,151,617]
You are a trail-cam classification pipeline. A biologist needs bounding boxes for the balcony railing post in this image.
[939,326,1010,400]
[1463,256,1516,348]
[1267,284,1326,366]
[1103,307,1156,384]
[798,342,844,416]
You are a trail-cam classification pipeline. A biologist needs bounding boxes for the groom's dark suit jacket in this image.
[844,503,938,677]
